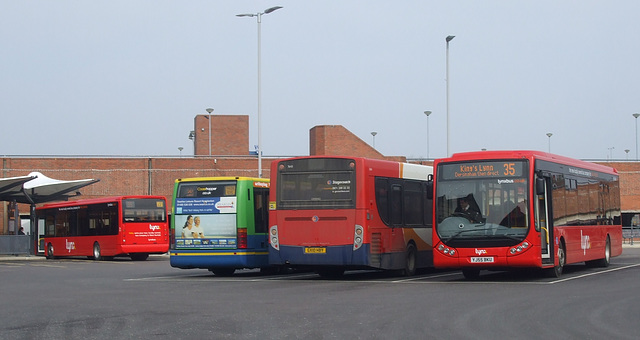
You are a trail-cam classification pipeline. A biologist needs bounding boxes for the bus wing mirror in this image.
[536,177,545,195]
[426,175,433,200]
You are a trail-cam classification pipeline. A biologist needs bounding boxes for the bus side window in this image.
[254,187,269,234]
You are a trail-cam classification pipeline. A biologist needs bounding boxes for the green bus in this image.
[169,177,270,276]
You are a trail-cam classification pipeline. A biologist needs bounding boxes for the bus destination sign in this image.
[440,161,526,180]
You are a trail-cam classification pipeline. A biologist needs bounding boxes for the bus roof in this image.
[174,176,269,183]
[36,195,167,210]
[443,150,618,175]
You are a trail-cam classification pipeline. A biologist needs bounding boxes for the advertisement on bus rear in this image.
[174,197,238,249]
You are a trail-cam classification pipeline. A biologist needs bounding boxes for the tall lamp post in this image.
[237,6,283,178]
[206,108,213,156]
[634,113,640,160]
[371,131,377,149]
[424,110,432,160]
[446,35,455,157]
[546,133,553,153]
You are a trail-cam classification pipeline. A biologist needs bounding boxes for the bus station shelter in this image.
[0,172,99,255]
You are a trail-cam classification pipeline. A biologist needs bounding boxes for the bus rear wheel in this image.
[92,242,102,261]
[210,268,235,276]
[46,243,55,260]
[130,253,149,261]
[316,268,345,279]
[587,236,611,268]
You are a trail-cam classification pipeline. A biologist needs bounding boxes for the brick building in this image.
[2,114,640,235]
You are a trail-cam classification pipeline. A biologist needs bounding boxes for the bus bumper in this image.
[170,250,270,269]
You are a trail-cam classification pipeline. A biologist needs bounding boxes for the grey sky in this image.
[2,1,639,160]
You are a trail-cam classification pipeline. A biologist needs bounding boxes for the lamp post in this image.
[424,110,432,160]
[178,147,183,156]
[371,131,377,149]
[446,35,455,157]
[608,147,615,160]
[625,149,630,160]
[634,113,640,160]
[237,6,283,178]
[546,133,553,153]
[206,108,213,156]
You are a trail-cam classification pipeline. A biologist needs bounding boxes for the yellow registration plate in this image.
[304,247,326,254]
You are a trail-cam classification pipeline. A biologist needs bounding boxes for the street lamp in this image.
[178,147,183,156]
[371,131,377,149]
[206,108,213,156]
[625,149,630,160]
[446,35,455,157]
[634,113,640,160]
[237,6,283,178]
[546,133,553,153]
[424,110,432,160]
[608,147,615,160]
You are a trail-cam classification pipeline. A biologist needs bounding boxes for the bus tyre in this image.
[316,268,345,279]
[130,253,149,261]
[92,242,102,261]
[549,242,566,278]
[587,236,611,268]
[210,268,235,276]
[46,243,55,260]
[402,243,417,276]
[462,268,480,280]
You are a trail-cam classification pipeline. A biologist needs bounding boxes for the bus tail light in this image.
[238,228,247,249]
[269,225,279,250]
[353,224,364,250]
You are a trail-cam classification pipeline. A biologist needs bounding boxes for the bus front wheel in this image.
[462,268,480,280]
[92,242,102,261]
[402,243,417,276]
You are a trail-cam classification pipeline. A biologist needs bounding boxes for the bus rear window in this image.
[277,158,356,210]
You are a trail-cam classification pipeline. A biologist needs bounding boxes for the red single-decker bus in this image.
[38,196,169,261]
[432,150,622,279]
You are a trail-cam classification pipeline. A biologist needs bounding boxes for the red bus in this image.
[268,156,434,277]
[38,196,169,261]
[432,150,622,279]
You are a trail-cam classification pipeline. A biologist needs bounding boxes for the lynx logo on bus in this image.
[149,225,160,231]
[581,231,591,254]
[475,248,487,255]
[65,239,76,253]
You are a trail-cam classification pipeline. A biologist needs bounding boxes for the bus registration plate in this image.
[471,257,494,263]
[304,247,326,254]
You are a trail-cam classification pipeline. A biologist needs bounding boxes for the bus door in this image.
[535,174,553,265]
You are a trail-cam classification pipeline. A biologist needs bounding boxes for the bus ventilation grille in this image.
[370,233,382,267]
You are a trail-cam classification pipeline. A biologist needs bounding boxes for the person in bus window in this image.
[500,201,526,227]
[181,215,195,238]
[18,227,25,235]
[455,196,482,223]
[192,216,204,238]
